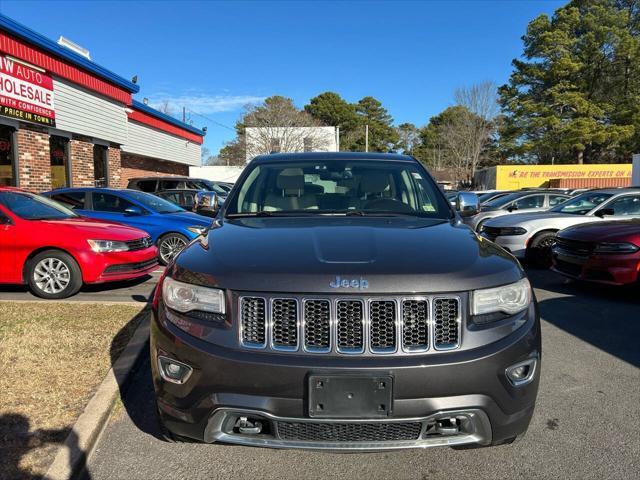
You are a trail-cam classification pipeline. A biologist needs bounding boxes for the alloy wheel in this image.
[159,235,188,264]
[33,257,71,294]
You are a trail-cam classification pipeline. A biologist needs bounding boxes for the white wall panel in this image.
[123,120,201,166]
[52,78,127,144]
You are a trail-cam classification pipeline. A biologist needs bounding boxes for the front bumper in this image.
[552,248,640,285]
[78,247,159,283]
[481,233,528,258]
[150,302,541,449]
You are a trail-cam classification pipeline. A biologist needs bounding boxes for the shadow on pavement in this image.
[528,267,640,368]
[0,413,91,480]
[109,310,163,440]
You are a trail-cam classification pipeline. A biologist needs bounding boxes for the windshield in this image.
[197,180,229,195]
[0,191,78,220]
[550,192,613,215]
[125,190,185,213]
[225,160,451,218]
[478,191,508,203]
[484,192,528,208]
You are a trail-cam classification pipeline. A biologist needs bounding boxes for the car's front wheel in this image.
[158,233,188,265]
[527,231,557,268]
[27,250,83,299]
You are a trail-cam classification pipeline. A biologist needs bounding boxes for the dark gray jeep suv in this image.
[151,152,540,450]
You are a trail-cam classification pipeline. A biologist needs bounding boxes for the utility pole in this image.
[336,126,340,152]
[365,124,369,152]
[182,106,186,123]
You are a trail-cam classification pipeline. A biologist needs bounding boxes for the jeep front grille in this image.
[402,299,429,351]
[369,300,397,352]
[271,299,298,350]
[433,298,460,350]
[240,297,266,347]
[303,300,331,352]
[336,300,364,353]
[238,295,461,354]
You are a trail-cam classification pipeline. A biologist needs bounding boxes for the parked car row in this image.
[0,187,159,299]
[473,187,640,286]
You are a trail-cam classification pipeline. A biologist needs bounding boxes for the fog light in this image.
[506,358,537,386]
[158,356,193,384]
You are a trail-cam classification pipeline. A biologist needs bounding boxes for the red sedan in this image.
[552,219,640,286]
[0,187,159,299]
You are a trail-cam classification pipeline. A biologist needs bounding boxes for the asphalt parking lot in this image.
[0,269,163,304]
[82,267,639,480]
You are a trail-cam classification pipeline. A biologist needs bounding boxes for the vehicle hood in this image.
[162,211,214,226]
[36,217,149,240]
[172,217,524,294]
[559,219,640,243]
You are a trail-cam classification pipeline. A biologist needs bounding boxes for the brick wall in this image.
[17,125,50,192]
[13,127,182,191]
[108,146,122,187]
[69,135,94,187]
[120,152,189,186]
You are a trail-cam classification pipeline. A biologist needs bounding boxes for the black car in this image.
[151,152,540,450]
[127,176,229,198]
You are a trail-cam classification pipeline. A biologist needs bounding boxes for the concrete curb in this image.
[45,310,151,480]
[0,299,146,306]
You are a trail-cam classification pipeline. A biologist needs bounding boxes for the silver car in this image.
[465,190,570,231]
[480,188,640,266]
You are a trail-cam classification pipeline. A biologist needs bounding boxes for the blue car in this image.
[43,188,212,265]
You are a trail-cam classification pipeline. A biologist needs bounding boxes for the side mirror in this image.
[195,191,220,217]
[595,208,615,218]
[507,204,518,212]
[0,215,12,225]
[456,192,480,218]
[124,206,143,216]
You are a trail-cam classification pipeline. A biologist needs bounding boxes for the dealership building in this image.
[0,15,204,192]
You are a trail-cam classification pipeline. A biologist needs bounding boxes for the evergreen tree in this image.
[499,0,639,164]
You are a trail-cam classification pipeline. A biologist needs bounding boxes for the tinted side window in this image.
[50,192,86,210]
[135,180,158,192]
[606,195,640,215]
[160,180,181,189]
[549,195,568,207]
[92,193,135,213]
[514,195,545,209]
[159,192,181,205]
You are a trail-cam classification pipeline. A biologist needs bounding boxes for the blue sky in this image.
[0,0,566,154]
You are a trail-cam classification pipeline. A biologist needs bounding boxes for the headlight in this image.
[162,277,225,314]
[87,239,129,253]
[472,278,531,316]
[187,226,208,235]
[594,242,639,254]
[496,227,527,236]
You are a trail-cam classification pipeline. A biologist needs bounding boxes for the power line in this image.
[185,107,236,132]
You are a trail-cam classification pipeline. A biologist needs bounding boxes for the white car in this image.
[479,188,640,266]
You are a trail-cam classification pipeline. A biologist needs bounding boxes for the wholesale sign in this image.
[0,56,55,126]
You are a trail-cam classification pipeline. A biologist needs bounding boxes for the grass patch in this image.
[0,302,146,480]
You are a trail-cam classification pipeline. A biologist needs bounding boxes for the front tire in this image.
[527,231,557,268]
[157,233,188,265]
[27,250,82,299]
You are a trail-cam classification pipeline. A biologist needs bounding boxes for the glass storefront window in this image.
[0,125,16,187]
[50,136,70,189]
[93,144,108,187]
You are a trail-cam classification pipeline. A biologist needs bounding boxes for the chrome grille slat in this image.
[369,300,397,352]
[336,300,364,353]
[271,299,299,350]
[433,297,461,350]
[238,295,461,354]
[303,300,331,352]
[240,297,266,347]
[402,299,429,352]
